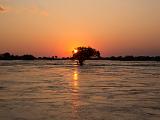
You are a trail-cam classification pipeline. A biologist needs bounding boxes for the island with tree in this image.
[72,47,101,65]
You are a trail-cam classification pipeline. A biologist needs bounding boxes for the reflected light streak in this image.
[71,68,80,115]
[73,71,79,91]
[73,71,78,81]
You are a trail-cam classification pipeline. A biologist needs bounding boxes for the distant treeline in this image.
[0,52,69,60]
[0,52,160,61]
[0,53,36,60]
[104,56,160,61]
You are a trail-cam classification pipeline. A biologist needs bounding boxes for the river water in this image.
[0,60,160,120]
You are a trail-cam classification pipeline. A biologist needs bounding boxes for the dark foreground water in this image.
[0,60,160,120]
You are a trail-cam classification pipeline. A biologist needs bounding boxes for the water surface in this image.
[0,60,160,120]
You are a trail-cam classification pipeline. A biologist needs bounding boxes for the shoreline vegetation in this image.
[0,52,160,61]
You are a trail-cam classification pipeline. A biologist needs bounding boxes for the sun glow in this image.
[73,71,78,81]
[74,49,78,54]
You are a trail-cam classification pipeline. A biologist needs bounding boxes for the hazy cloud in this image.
[0,5,5,12]
[0,5,9,13]
[0,4,48,16]
[26,5,49,17]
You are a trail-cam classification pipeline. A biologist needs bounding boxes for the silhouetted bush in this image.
[20,55,36,60]
[106,56,160,61]
[0,53,36,60]
[72,47,101,65]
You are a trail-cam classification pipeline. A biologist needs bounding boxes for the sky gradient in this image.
[0,0,160,57]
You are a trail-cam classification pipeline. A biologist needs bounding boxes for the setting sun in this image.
[74,49,78,54]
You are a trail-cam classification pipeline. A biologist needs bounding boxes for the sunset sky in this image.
[0,0,160,57]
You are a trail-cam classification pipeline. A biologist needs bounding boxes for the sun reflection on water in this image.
[71,68,80,116]
[72,70,79,92]
[73,71,78,80]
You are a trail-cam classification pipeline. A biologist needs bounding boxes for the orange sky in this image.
[0,0,160,57]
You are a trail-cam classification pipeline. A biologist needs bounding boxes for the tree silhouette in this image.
[72,47,101,65]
